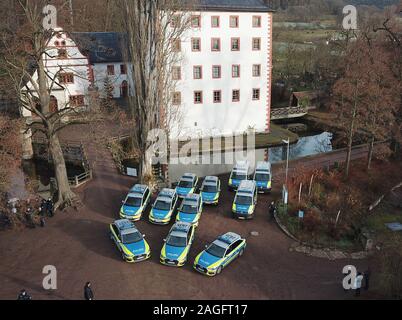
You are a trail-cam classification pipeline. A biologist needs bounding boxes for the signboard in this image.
[126,167,138,177]
[298,210,304,219]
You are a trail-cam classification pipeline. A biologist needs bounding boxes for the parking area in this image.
[0,162,369,300]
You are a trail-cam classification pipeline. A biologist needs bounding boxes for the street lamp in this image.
[282,138,290,186]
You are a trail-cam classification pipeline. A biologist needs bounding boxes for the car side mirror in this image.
[143,234,146,238]
[121,200,125,204]
[205,245,208,249]
[163,239,166,242]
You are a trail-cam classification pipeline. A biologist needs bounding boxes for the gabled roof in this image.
[71,32,129,64]
[182,0,274,12]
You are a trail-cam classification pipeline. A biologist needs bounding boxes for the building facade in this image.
[21,1,274,140]
[173,1,273,138]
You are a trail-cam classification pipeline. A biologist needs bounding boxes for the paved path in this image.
[0,128,375,300]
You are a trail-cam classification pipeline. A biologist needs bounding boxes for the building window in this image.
[57,49,67,59]
[232,65,240,78]
[232,90,240,102]
[120,64,127,75]
[212,65,221,79]
[213,90,222,103]
[230,16,239,28]
[253,89,260,100]
[107,65,115,76]
[252,38,261,51]
[58,72,74,84]
[172,39,181,52]
[211,16,220,28]
[231,38,240,51]
[193,66,202,79]
[171,15,181,28]
[172,92,181,105]
[253,64,261,77]
[253,16,262,28]
[211,38,220,51]
[191,15,201,28]
[191,38,201,52]
[70,95,85,107]
[194,91,203,104]
[172,66,181,80]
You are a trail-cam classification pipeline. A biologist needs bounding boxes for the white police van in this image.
[253,161,272,193]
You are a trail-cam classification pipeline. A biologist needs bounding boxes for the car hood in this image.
[124,240,146,255]
[256,180,268,187]
[178,212,196,223]
[235,204,250,212]
[201,192,217,200]
[122,205,141,216]
[176,187,192,195]
[164,244,186,260]
[197,251,221,268]
[151,208,170,219]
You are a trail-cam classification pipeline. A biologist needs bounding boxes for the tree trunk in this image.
[367,135,375,170]
[345,130,353,179]
[49,133,78,209]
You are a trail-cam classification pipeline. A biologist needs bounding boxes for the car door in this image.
[111,225,122,248]
[223,244,236,266]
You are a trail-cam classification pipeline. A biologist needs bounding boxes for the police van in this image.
[228,161,251,191]
[232,180,257,220]
[253,161,272,193]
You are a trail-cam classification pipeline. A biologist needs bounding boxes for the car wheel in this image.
[239,248,244,257]
[216,266,222,275]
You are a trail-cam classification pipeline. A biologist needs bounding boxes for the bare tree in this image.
[0,1,100,209]
[119,0,195,182]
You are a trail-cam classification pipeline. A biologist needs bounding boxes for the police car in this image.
[200,176,221,205]
[176,193,203,226]
[193,232,246,276]
[120,184,151,221]
[109,219,151,263]
[149,188,178,225]
[254,161,272,193]
[232,180,257,219]
[175,173,198,198]
[228,161,250,191]
[160,222,196,267]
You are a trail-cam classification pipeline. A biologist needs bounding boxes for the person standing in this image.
[84,282,94,300]
[268,201,276,221]
[46,198,54,217]
[17,289,32,300]
[364,268,371,291]
[354,272,364,297]
[40,199,47,216]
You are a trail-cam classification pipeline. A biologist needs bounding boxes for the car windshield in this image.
[125,196,142,207]
[206,243,226,258]
[154,200,171,211]
[255,173,270,181]
[166,235,187,247]
[231,172,246,180]
[180,203,198,214]
[178,180,193,188]
[235,195,253,205]
[202,185,217,193]
[121,231,143,244]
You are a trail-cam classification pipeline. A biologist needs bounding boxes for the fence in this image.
[32,138,93,188]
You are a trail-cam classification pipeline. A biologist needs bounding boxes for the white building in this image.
[173,0,274,138]
[22,0,274,140]
[21,27,92,118]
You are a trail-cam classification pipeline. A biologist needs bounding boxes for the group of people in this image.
[18,282,94,300]
[24,198,54,228]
